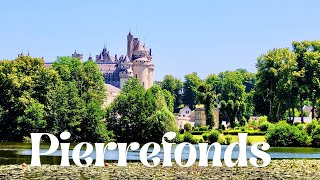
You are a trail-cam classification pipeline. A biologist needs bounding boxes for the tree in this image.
[106,78,178,143]
[162,75,183,112]
[0,55,49,140]
[183,72,202,110]
[218,71,246,127]
[255,48,297,122]
[50,56,111,142]
[198,82,216,129]
[17,100,46,137]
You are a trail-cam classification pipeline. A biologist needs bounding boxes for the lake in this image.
[1,142,320,165]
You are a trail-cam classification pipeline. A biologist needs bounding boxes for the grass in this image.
[192,134,265,144]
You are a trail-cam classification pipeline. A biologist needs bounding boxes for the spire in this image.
[27,50,30,56]
[88,53,92,60]
[128,30,131,36]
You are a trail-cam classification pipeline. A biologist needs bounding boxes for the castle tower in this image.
[127,31,134,58]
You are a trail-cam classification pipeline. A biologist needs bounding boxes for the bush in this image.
[266,122,311,147]
[306,119,318,135]
[183,132,198,144]
[225,135,233,145]
[240,126,246,132]
[183,132,193,142]
[173,134,184,143]
[218,136,226,145]
[179,129,185,134]
[184,123,192,132]
[258,116,268,125]
[297,124,305,131]
[207,130,220,144]
[311,125,320,147]
[259,122,272,131]
[202,133,209,142]
[199,126,209,131]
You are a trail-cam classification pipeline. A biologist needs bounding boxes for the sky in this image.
[1,1,320,80]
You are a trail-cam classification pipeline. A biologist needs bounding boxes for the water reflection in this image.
[1,143,320,165]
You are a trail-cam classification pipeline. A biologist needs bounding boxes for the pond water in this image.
[1,142,320,165]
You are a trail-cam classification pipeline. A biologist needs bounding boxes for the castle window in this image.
[135,74,137,78]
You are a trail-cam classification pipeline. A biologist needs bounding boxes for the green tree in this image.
[162,75,183,112]
[198,82,216,129]
[255,48,297,122]
[106,78,178,143]
[17,100,46,137]
[218,71,246,127]
[183,72,202,110]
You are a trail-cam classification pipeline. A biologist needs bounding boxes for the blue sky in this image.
[1,1,320,80]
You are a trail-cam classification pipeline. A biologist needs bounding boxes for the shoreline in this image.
[1,159,320,179]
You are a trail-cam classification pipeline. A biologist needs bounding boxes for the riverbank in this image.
[1,160,320,179]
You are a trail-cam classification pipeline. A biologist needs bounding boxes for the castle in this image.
[69,32,154,89]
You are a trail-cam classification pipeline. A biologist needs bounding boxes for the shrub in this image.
[183,132,193,143]
[311,125,320,147]
[179,129,185,134]
[202,133,209,142]
[199,126,209,131]
[240,126,246,132]
[225,135,233,145]
[297,124,305,131]
[193,127,200,131]
[258,116,268,125]
[266,122,311,147]
[259,122,272,131]
[184,123,192,132]
[306,119,318,135]
[207,130,220,144]
[173,134,184,143]
[183,132,198,144]
[218,136,226,145]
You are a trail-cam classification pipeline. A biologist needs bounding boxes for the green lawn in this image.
[193,134,265,144]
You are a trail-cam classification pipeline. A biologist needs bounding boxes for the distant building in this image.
[176,105,220,129]
[71,50,83,61]
[44,32,154,89]
[292,105,314,123]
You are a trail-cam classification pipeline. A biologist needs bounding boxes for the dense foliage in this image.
[0,56,112,142]
[106,78,178,143]
[266,122,311,146]
[255,41,320,122]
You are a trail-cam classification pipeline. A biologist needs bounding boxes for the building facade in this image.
[46,32,154,89]
[176,105,220,129]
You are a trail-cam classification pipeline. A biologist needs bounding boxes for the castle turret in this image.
[127,31,134,58]
[72,50,83,61]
